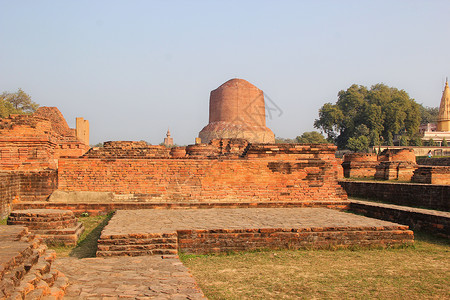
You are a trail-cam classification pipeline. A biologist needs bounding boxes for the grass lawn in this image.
[181,232,450,299]
[50,213,112,258]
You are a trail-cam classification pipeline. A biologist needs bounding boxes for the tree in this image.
[420,106,439,124]
[275,137,296,144]
[314,84,421,150]
[427,138,436,146]
[296,131,328,144]
[442,138,448,147]
[347,136,369,152]
[409,133,423,146]
[0,89,39,117]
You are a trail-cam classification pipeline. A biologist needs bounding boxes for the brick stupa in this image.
[199,79,275,143]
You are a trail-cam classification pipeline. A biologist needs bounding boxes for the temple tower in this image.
[437,79,450,132]
[164,129,174,146]
[198,78,275,143]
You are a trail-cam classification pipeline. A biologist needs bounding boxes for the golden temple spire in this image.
[437,78,450,131]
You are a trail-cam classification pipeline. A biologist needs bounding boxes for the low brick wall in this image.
[58,158,347,203]
[0,173,19,219]
[417,157,450,166]
[177,227,413,254]
[412,166,450,185]
[339,180,449,211]
[350,200,450,239]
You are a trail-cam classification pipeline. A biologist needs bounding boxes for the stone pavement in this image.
[54,256,205,299]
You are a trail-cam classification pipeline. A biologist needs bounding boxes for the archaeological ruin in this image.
[1,78,448,298]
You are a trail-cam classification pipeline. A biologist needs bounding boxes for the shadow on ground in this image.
[69,214,113,258]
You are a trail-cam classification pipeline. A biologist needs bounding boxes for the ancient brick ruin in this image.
[342,148,418,181]
[57,140,347,204]
[0,107,89,218]
[0,107,89,171]
[199,79,275,143]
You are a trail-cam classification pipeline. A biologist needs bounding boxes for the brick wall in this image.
[417,157,450,166]
[58,157,347,203]
[177,227,413,254]
[0,173,19,219]
[350,200,450,239]
[340,180,449,211]
[412,166,450,185]
[17,170,58,201]
[0,170,57,218]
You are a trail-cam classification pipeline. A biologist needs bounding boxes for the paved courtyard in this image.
[54,256,205,299]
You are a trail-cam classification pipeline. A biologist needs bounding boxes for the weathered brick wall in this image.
[17,170,58,201]
[177,227,413,254]
[378,148,416,162]
[342,161,379,178]
[58,157,347,203]
[374,161,417,181]
[340,181,449,211]
[417,157,450,166]
[412,166,450,185]
[350,200,450,239]
[0,170,57,218]
[0,173,19,219]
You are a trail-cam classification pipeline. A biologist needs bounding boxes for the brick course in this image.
[340,180,449,211]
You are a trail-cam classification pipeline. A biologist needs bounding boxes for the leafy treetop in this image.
[314,84,422,150]
[0,88,39,118]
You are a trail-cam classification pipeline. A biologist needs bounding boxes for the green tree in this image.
[347,136,370,152]
[296,131,328,143]
[420,106,439,124]
[314,84,421,150]
[427,138,436,146]
[442,138,448,147]
[0,89,39,117]
[409,134,423,146]
[399,135,409,146]
[387,132,394,146]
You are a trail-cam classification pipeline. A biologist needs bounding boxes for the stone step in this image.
[96,248,178,257]
[97,243,177,252]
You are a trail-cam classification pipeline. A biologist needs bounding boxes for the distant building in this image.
[163,129,174,146]
[421,80,450,146]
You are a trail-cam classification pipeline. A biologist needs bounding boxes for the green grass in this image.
[0,217,7,225]
[181,231,450,299]
[50,213,113,258]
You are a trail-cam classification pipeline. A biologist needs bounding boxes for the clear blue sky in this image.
[1,0,449,145]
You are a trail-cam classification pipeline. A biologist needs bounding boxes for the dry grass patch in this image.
[181,232,449,299]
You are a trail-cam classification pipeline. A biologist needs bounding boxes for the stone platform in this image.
[7,209,84,246]
[97,208,414,257]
